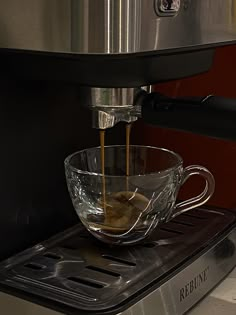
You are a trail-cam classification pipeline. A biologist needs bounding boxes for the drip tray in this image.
[0,207,236,315]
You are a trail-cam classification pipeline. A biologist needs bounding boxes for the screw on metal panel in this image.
[183,0,190,10]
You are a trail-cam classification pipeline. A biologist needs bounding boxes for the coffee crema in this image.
[96,191,149,232]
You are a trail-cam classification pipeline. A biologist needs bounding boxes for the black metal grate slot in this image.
[86,266,120,278]
[171,220,195,227]
[68,277,104,289]
[142,243,156,248]
[159,227,184,235]
[79,235,89,239]
[182,213,207,220]
[61,245,77,250]
[102,255,136,267]
[24,263,45,271]
[44,253,62,260]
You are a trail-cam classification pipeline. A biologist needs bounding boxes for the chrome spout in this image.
[85,86,149,129]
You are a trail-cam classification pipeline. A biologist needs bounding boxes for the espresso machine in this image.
[1,1,236,314]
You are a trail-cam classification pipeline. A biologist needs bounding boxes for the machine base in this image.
[0,207,235,315]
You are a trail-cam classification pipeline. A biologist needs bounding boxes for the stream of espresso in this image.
[100,124,132,211]
[125,123,132,191]
[100,130,106,212]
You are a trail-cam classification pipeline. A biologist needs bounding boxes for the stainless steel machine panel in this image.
[0,0,236,55]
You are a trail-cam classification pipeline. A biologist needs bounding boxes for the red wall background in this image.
[133,45,236,209]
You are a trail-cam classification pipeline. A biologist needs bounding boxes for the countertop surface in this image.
[0,267,236,315]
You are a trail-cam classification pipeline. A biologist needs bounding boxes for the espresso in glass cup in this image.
[65,145,215,245]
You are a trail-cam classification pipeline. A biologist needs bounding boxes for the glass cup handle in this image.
[170,165,215,220]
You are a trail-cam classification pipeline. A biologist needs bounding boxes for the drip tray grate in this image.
[0,207,235,313]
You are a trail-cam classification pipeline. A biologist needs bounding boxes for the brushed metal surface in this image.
[0,207,235,315]
[0,0,236,55]
[89,87,140,108]
[92,110,137,129]
[0,292,63,315]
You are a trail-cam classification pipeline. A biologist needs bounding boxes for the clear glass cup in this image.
[65,145,215,245]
